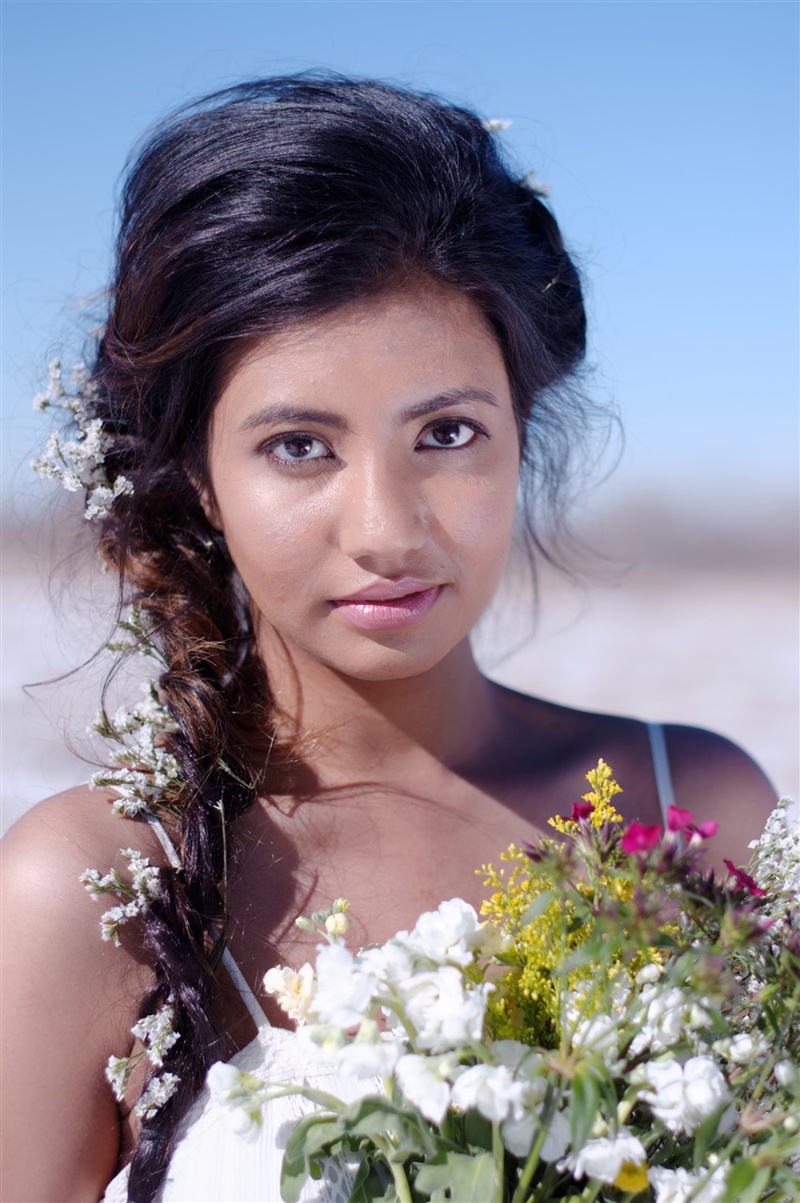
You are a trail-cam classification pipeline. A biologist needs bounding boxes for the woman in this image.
[1,76,775,1202]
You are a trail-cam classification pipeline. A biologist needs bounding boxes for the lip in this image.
[331,581,443,630]
[335,578,440,604]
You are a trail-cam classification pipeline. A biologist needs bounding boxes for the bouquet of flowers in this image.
[209,763,800,1203]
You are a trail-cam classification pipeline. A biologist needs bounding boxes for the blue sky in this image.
[2,0,797,508]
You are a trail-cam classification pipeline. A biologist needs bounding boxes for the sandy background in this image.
[2,494,797,835]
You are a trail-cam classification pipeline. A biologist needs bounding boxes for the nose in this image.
[337,454,427,569]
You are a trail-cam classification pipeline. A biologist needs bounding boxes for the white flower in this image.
[559,1128,647,1184]
[263,963,315,1024]
[649,1164,727,1203]
[325,912,350,938]
[747,798,800,922]
[687,1001,712,1029]
[399,966,491,1053]
[396,898,483,968]
[131,1002,180,1067]
[311,943,379,1029]
[335,1037,402,1081]
[629,986,690,1055]
[394,1053,454,1124]
[570,1013,620,1065]
[713,1031,766,1064]
[636,962,662,985]
[503,1107,570,1162]
[491,1039,543,1080]
[105,1055,133,1101]
[207,1063,266,1141]
[360,939,414,992]
[638,1056,733,1135]
[134,1071,180,1119]
[775,1059,796,1087]
[80,848,163,944]
[31,360,130,520]
[474,921,514,957]
[451,1063,526,1124]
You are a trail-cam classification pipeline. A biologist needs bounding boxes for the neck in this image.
[261,633,502,787]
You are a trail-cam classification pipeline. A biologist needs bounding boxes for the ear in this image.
[188,465,223,533]
[198,485,223,532]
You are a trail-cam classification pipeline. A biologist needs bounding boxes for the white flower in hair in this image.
[482,117,512,133]
[134,1071,180,1120]
[31,358,133,519]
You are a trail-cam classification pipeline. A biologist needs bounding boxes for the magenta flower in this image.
[666,806,719,842]
[572,801,595,822]
[690,820,719,840]
[667,806,696,833]
[723,860,767,898]
[621,822,662,855]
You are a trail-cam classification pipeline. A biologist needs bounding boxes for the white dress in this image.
[102,1025,368,1203]
[103,723,676,1202]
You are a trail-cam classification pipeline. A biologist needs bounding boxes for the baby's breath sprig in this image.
[88,606,181,817]
[105,1000,182,1109]
[747,798,800,926]
[91,681,182,818]
[105,606,167,664]
[31,357,132,520]
[80,847,163,944]
[80,609,188,1117]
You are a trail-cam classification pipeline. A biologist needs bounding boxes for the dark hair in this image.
[88,74,589,1198]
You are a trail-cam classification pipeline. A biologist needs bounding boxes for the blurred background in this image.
[2,1,797,831]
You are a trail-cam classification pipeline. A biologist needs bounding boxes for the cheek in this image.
[428,472,519,603]
[215,480,331,602]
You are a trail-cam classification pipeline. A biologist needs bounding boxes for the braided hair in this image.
[85,75,588,1198]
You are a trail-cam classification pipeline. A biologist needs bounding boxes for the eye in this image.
[266,434,332,464]
[417,419,484,450]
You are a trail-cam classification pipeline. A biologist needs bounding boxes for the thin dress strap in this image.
[143,811,270,1029]
[646,722,675,823]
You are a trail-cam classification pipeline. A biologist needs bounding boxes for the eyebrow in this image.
[240,387,500,433]
[241,405,348,433]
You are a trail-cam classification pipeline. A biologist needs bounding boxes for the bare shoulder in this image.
[0,787,163,1200]
[661,723,778,866]
[488,683,777,867]
[1,783,166,1049]
[2,784,170,934]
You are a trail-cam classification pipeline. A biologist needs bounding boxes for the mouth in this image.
[331,582,443,630]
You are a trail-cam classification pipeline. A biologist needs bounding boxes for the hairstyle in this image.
[84,74,589,1198]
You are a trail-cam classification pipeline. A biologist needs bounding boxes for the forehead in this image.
[215,286,510,412]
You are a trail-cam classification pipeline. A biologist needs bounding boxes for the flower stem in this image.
[512,1083,557,1203]
[492,1121,505,1203]
[372,1134,414,1203]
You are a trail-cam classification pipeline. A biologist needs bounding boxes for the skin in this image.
[0,285,777,1201]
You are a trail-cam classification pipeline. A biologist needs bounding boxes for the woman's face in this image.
[203,287,521,683]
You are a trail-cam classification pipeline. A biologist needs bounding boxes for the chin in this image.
[324,642,462,683]
[293,623,472,685]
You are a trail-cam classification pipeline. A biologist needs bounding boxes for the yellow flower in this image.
[478,763,677,1049]
[614,1160,650,1192]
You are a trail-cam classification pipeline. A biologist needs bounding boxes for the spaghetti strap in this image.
[647,721,675,822]
[143,811,270,1029]
[218,947,270,1029]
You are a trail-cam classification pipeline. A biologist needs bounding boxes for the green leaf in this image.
[348,1153,396,1203]
[520,890,557,926]
[691,1104,729,1167]
[569,1065,602,1153]
[414,1150,498,1200]
[463,1108,493,1152]
[722,1160,757,1202]
[560,943,608,974]
[281,1114,344,1202]
[342,1096,438,1159]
